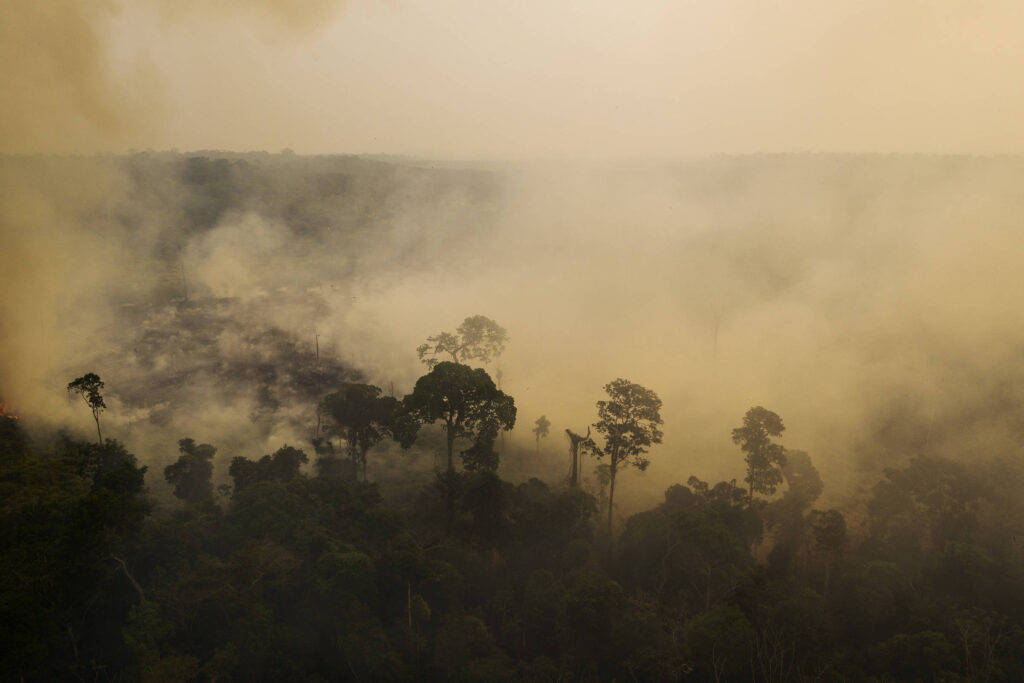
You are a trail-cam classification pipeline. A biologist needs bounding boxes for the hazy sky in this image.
[5,0,1024,157]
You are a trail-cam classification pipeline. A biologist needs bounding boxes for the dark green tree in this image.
[732,406,787,504]
[0,431,149,679]
[163,438,216,504]
[416,315,509,369]
[583,379,663,533]
[319,383,399,481]
[228,445,309,492]
[67,373,106,443]
[401,362,516,476]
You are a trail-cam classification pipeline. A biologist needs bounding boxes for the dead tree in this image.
[566,426,590,488]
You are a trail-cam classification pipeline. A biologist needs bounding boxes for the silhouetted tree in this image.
[67,373,106,443]
[319,383,399,481]
[401,362,516,477]
[416,315,509,369]
[533,415,550,453]
[228,445,309,492]
[732,406,787,504]
[163,438,216,504]
[583,379,663,534]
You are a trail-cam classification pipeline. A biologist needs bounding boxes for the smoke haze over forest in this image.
[5,3,1024,680]
[5,1,1024,511]
[4,152,1024,516]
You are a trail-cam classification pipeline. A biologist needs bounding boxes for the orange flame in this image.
[0,402,19,420]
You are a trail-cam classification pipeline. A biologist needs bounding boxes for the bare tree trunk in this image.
[93,411,103,444]
[607,459,617,535]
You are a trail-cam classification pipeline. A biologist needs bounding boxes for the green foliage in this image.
[686,604,755,680]
[10,370,1024,681]
[873,630,959,681]
[617,480,759,613]
[228,444,309,492]
[402,361,516,474]
[0,429,149,680]
[319,383,399,481]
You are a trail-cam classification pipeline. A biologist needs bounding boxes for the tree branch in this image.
[111,554,145,604]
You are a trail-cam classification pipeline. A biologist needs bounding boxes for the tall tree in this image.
[533,415,551,454]
[400,362,516,476]
[67,373,106,443]
[416,315,509,369]
[584,379,663,533]
[319,383,399,481]
[163,438,216,504]
[732,406,787,504]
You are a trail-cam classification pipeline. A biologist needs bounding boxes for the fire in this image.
[0,402,19,420]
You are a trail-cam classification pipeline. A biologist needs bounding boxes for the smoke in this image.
[0,0,347,154]
[4,2,1024,515]
[324,156,1024,512]
[4,153,1024,517]
[0,0,350,472]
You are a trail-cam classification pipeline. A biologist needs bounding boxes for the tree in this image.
[732,406,787,504]
[532,415,550,454]
[416,315,509,369]
[808,509,846,598]
[400,362,516,476]
[763,450,822,575]
[319,383,399,481]
[164,438,216,504]
[584,379,663,533]
[228,445,309,492]
[67,373,106,443]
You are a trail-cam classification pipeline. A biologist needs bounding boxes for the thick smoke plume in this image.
[0,0,346,154]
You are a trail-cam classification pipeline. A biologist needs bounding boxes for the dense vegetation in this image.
[4,366,1024,682]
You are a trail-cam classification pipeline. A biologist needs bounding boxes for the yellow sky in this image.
[4,0,1024,156]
